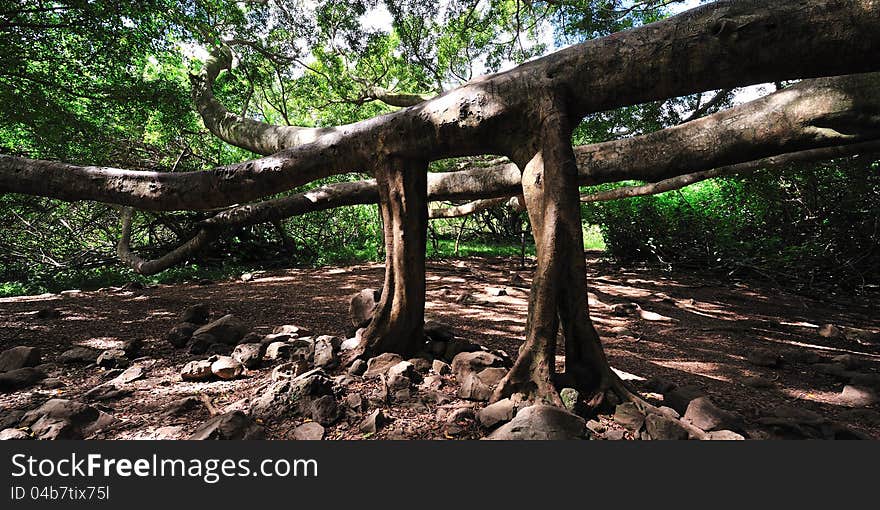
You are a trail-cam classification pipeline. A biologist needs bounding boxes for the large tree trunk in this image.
[492,99,617,406]
[349,157,429,359]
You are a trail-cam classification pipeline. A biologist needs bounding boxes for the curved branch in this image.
[117,208,218,275]
[428,197,508,218]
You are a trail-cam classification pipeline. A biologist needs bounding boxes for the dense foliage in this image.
[1,0,877,297]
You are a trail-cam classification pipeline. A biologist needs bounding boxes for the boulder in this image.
[112,365,145,385]
[310,395,340,425]
[313,335,340,368]
[451,351,508,401]
[359,409,389,435]
[0,409,25,430]
[477,398,518,428]
[407,357,432,374]
[613,403,645,432]
[163,397,207,418]
[344,393,365,413]
[58,346,99,364]
[0,428,30,440]
[83,383,133,402]
[683,397,743,432]
[0,367,46,392]
[487,405,587,440]
[167,322,199,348]
[363,353,404,378]
[831,354,861,370]
[663,385,705,414]
[192,314,248,345]
[644,376,676,394]
[211,356,243,380]
[181,360,213,381]
[250,371,334,420]
[265,341,294,361]
[443,338,481,362]
[348,359,367,376]
[293,422,325,440]
[0,346,41,372]
[20,399,115,440]
[232,343,264,369]
[190,411,264,440]
[188,334,214,354]
[273,324,311,337]
[645,413,689,440]
[432,359,451,375]
[838,385,878,407]
[340,337,361,351]
[180,304,210,324]
[96,348,128,369]
[41,377,65,389]
[349,289,380,328]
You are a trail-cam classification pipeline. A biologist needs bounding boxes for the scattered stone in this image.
[487,405,587,440]
[586,420,605,434]
[41,377,65,389]
[250,371,334,420]
[164,397,206,418]
[818,324,846,341]
[613,403,645,432]
[0,367,46,391]
[83,383,133,402]
[349,288,380,328]
[0,346,41,372]
[232,343,264,369]
[421,374,443,390]
[348,359,367,376]
[96,349,128,369]
[193,314,248,345]
[452,351,509,401]
[683,397,742,432]
[20,399,115,440]
[313,335,340,368]
[310,395,340,425]
[364,353,404,378]
[240,272,254,282]
[663,385,705,414]
[167,322,199,348]
[432,359,451,375]
[273,324,311,337]
[560,388,580,412]
[239,332,263,345]
[340,337,360,351]
[645,413,689,440]
[477,398,517,428]
[407,358,432,374]
[188,334,214,355]
[831,354,861,370]
[181,360,213,381]
[344,393,364,413]
[207,343,232,356]
[603,429,626,441]
[211,356,243,380]
[58,346,98,365]
[424,320,455,343]
[747,349,782,368]
[486,287,507,296]
[705,430,746,440]
[265,341,294,361]
[0,409,25,430]
[611,303,640,316]
[838,385,878,407]
[35,308,61,319]
[359,409,389,435]
[293,422,325,440]
[272,362,309,381]
[190,411,264,440]
[181,304,210,324]
[742,376,775,389]
[112,365,145,385]
[0,428,29,440]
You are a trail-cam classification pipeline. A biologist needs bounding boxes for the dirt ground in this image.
[1,253,878,439]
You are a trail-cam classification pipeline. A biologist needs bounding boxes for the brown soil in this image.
[1,254,878,439]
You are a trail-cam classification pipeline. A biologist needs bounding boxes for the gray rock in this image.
[364,353,404,378]
[250,371,334,420]
[832,354,861,370]
[611,303,640,316]
[41,377,65,389]
[20,399,116,440]
[663,385,705,414]
[167,322,199,348]
[239,332,263,345]
[645,413,689,440]
[96,348,128,369]
[163,397,206,418]
[112,365,145,385]
[273,324,311,337]
[432,359,451,375]
[644,376,676,394]
[349,289,380,328]
[343,393,364,413]
[58,346,99,364]
[683,397,742,432]
[207,343,232,356]
[705,430,746,440]
[348,359,367,376]
[313,335,340,368]
[180,304,210,324]
[188,334,214,354]
[443,338,481,362]
[233,343,264,369]
[487,405,587,440]
[477,398,517,428]
[359,409,389,435]
[603,429,626,440]
[838,385,878,407]
[0,428,30,440]
[0,409,24,429]
[211,356,243,380]
[818,324,846,341]
[190,411,264,440]
[486,287,507,296]
[451,351,508,401]
[310,395,340,425]
[340,337,361,351]
[192,314,248,345]
[293,422,325,440]
[181,360,213,381]
[613,403,645,432]
[0,346,41,372]
[0,367,46,392]
[265,341,294,361]
[83,383,132,402]
[407,357,432,374]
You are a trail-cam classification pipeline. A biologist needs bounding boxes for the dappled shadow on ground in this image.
[0,253,878,439]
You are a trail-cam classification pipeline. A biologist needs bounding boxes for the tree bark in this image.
[347,157,429,360]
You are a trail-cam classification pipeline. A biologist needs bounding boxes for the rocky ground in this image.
[0,254,878,440]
